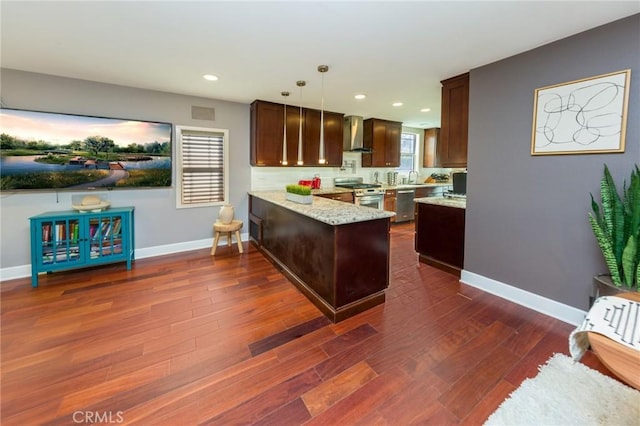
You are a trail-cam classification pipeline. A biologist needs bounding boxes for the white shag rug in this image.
[484,353,640,426]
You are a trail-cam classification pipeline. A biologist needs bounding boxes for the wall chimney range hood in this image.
[343,116,371,152]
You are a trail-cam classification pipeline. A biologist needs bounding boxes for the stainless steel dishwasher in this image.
[395,189,415,222]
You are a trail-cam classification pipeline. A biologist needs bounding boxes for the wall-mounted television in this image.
[0,108,172,191]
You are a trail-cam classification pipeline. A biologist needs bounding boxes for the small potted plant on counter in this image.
[285,184,313,204]
[588,164,639,299]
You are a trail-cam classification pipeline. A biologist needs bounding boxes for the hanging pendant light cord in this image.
[318,65,328,165]
[296,81,305,166]
[281,91,289,165]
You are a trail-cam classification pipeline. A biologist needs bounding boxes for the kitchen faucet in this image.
[408,170,418,184]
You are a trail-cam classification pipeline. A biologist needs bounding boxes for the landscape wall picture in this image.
[0,108,172,191]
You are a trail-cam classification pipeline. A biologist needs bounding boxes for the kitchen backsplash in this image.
[251,152,453,190]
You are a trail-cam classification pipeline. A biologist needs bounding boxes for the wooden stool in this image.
[211,220,243,255]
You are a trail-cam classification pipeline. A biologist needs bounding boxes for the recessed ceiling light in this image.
[354,94,366,100]
[420,108,431,112]
[203,74,219,81]
[392,102,403,107]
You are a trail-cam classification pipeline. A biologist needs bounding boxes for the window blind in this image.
[180,130,225,205]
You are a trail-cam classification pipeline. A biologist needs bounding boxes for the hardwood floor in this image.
[1,222,612,425]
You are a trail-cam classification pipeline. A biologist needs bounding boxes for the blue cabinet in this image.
[29,207,135,287]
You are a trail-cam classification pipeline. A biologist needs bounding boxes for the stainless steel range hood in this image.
[343,116,371,152]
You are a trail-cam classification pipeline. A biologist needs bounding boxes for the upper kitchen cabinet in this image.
[362,118,402,167]
[423,127,440,168]
[250,100,297,166]
[250,99,343,167]
[438,73,469,168]
[302,109,344,166]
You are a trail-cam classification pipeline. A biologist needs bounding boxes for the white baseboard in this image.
[0,264,32,282]
[0,232,249,282]
[460,270,587,326]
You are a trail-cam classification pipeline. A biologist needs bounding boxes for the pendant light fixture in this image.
[296,80,306,166]
[317,65,329,165]
[281,91,289,165]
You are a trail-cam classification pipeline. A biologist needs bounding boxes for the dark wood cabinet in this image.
[438,73,469,168]
[302,109,343,166]
[384,189,396,223]
[249,195,389,322]
[423,127,440,168]
[415,202,465,277]
[250,100,343,167]
[250,100,285,166]
[362,118,402,167]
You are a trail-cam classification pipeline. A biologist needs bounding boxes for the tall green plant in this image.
[588,164,640,288]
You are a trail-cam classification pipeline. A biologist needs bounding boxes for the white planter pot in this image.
[286,193,313,204]
[218,204,234,224]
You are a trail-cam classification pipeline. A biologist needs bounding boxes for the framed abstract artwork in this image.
[531,69,631,155]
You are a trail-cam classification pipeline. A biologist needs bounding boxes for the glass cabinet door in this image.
[89,215,123,260]
[39,218,82,266]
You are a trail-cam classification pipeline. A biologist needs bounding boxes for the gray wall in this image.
[465,14,640,310]
[0,69,251,269]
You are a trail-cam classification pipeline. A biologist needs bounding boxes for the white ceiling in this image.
[1,1,638,128]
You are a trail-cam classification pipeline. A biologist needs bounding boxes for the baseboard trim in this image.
[1,232,248,282]
[460,270,587,326]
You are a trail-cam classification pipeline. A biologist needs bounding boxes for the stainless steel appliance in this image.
[343,116,371,152]
[395,188,415,222]
[445,171,467,199]
[334,177,384,210]
[451,171,467,195]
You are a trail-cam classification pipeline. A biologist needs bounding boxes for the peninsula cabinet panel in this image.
[249,195,389,322]
[250,99,343,167]
[362,118,402,167]
[415,202,464,276]
[438,73,469,168]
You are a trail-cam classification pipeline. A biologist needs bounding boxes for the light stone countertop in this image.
[414,196,466,209]
[249,191,395,225]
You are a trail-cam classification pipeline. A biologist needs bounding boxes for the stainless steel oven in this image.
[334,177,384,210]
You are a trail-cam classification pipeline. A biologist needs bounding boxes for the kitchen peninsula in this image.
[415,196,466,277]
[248,191,394,322]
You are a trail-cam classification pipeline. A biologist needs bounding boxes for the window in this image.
[399,132,417,171]
[175,126,229,208]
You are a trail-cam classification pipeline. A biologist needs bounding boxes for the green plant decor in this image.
[285,184,312,196]
[589,164,640,288]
